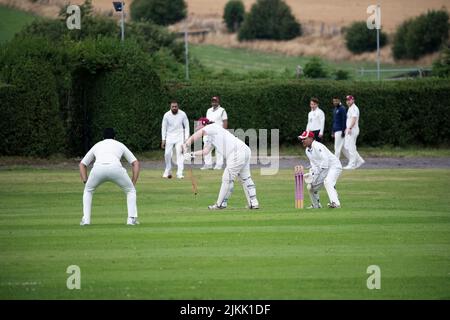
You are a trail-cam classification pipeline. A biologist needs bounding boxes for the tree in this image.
[238,0,301,41]
[130,0,187,26]
[432,46,450,77]
[303,57,328,78]
[393,9,449,60]
[223,0,245,32]
[345,21,387,54]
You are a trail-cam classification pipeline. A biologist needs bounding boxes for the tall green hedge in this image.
[0,37,167,157]
[88,63,166,152]
[1,34,450,158]
[170,79,450,147]
[0,37,68,157]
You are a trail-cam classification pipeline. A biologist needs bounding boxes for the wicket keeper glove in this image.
[184,152,195,161]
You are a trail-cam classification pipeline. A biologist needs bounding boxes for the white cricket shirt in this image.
[305,140,342,170]
[81,139,137,167]
[161,110,190,141]
[306,107,325,135]
[346,104,360,129]
[203,123,248,158]
[206,106,228,127]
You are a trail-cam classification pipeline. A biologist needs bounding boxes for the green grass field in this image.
[0,168,449,299]
[190,44,429,80]
[0,5,37,43]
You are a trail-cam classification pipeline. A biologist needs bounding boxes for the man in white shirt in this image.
[161,101,190,179]
[306,97,325,142]
[183,117,259,210]
[79,128,140,225]
[297,130,342,209]
[201,96,228,170]
[343,95,365,170]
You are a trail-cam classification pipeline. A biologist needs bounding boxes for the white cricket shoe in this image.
[355,158,365,169]
[343,165,355,170]
[306,203,322,209]
[208,204,226,210]
[213,166,222,170]
[327,202,341,209]
[176,174,184,179]
[127,217,140,225]
[80,218,90,226]
[200,165,212,170]
[162,171,172,178]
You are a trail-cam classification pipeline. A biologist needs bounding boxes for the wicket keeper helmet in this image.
[197,117,212,126]
[298,130,314,140]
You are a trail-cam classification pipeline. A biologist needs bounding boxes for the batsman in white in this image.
[79,128,140,225]
[298,130,342,209]
[183,117,259,210]
[201,96,228,170]
[161,100,190,179]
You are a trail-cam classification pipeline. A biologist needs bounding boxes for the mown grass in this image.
[190,44,429,80]
[0,5,37,43]
[0,168,449,299]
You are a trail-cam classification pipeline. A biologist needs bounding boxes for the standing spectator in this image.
[201,96,228,170]
[331,96,348,159]
[343,95,365,169]
[161,101,190,179]
[306,97,325,142]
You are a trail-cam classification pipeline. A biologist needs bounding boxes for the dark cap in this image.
[103,128,116,139]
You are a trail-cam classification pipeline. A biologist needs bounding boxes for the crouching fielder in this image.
[298,130,342,209]
[79,128,140,225]
[183,117,259,210]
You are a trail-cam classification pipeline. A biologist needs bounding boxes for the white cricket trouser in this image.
[344,127,364,167]
[203,136,224,168]
[165,137,184,175]
[83,164,137,223]
[334,131,349,160]
[309,166,342,206]
[216,147,258,207]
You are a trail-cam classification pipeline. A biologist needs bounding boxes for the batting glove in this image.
[184,152,195,161]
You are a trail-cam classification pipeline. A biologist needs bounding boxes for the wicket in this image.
[294,166,304,209]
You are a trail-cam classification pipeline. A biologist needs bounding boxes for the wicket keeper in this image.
[298,130,342,209]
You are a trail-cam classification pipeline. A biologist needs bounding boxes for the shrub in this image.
[334,69,351,80]
[130,0,187,26]
[238,0,301,41]
[303,57,328,78]
[393,9,449,60]
[345,21,388,54]
[432,46,450,77]
[223,0,245,32]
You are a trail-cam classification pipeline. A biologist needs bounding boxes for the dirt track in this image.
[2,157,449,170]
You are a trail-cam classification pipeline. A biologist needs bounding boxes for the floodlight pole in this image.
[121,1,125,41]
[184,18,189,81]
[376,4,381,80]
